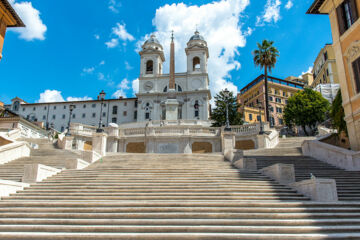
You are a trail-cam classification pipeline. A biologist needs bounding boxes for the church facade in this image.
[7,31,212,131]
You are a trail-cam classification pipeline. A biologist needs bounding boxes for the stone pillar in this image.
[106,126,119,153]
[260,163,295,185]
[290,178,338,202]
[75,139,84,151]
[165,98,179,121]
[63,136,74,150]
[92,132,107,156]
[222,131,236,161]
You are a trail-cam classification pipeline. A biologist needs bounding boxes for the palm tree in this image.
[253,40,279,124]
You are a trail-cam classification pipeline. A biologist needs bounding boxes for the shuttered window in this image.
[337,0,359,35]
[352,56,360,94]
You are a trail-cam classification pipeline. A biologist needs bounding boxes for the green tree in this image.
[330,90,347,135]
[211,90,243,127]
[253,40,279,123]
[284,88,330,136]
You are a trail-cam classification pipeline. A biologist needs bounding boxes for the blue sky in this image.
[1,0,332,104]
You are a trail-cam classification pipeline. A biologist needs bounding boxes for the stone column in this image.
[222,131,236,161]
[63,136,74,150]
[106,126,119,153]
[92,132,107,156]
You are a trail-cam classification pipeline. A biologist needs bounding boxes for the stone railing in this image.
[0,140,30,165]
[231,123,260,136]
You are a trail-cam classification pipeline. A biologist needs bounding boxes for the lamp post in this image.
[66,104,75,136]
[257,103,265,135]
[223,88,231,132]
[96,90,106,133]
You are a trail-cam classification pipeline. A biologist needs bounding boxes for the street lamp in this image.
[257,103,265,135]
[66,104,75,136]
[223,88,231,132]
[96,90,106,133]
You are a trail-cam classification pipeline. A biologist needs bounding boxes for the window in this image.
[352,56,360,94]
[270,117,275,127]
[269,106,274,112]
[33,107,36,111]
[60,126,64,132]
[276,107,283,113]
[249,114,253,121]
[52,115,56,120]
[275,89,280,95]
[112,117,117,123]
[193,57,201,71]
[63,106,66,109]
[145,112,150,120]
[83,104,86,108]
[102,112,106,117]
[194,100,199,118]
[72,114,76,119]
[326,69,329,76]
[44,106,47,110]
[283,91,286,97]
[53,106,56,110]
[134,111,137,120]
[124,102,127,106]
[82,113,86,118]
[279,118,284,125]
[135,100,138,108]
[275,98,281,103]
[62,114,65,119]
[42,115,46,120]
[146,60,153,74]
[285,100,289,104]
[257,115,261,121]
[23,108,25,111]
[92,104,96,108]
[324,51,328,61]
[103,103,106,107]
[336,0,358,35]
[92,113,96,118]
[123,111,127,116]
[112,106,118,114]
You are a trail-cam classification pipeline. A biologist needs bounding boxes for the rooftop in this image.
[1,0,25,27]
[306,0,327,14]
[240,74,305,95]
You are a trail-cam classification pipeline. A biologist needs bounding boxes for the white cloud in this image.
[302,66,313,75]
[38,90,64,103]
[285,0,293,10]
[132,78,139,96]
[99,60,105,65]
[105,38,119,48]
[125,61,133,70]
[105,23,134,48]
[256,0,282,26]
[9,0,47,41]
[112,89,126,98]
[82,67,95,74]
[117,78,130,90]
[38,90,93,103]
[108,0,121,13]
[94,34,100,40]
[136,0,250,99]
[98,73,105,80]
[66,96,93,101]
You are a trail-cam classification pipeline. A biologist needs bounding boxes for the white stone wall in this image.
[11,99,137,132]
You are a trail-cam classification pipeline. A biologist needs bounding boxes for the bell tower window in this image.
[194,100,200,119]
[146,60,153,74]
[193,57,201,71]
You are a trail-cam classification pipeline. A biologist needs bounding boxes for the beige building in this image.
[0,0,24,60]
[308,0,360,150]
[237,75,305,127]
[312,44,340,87]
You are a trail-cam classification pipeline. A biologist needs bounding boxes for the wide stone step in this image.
[0,224,360,234]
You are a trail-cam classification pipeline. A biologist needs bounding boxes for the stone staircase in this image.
[245,137,360,201]
[0,152,360,238]
[0,139,80,182]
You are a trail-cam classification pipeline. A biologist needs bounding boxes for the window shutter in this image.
[349,0,359,23]
[352,58,360,93]
[337,4,346,35]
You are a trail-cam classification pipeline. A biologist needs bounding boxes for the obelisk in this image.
[165,31,179,120]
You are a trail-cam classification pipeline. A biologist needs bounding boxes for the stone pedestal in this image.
[233,158,257,170]
[75,139,84,151]
[165,99,179,121]
[260,163,295,185]
[65,136,74,150]
[106,126,119,153]
[22,164,61,183]
[92,132,107,156]
[291,178,338,202]
[222,131,236,161]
